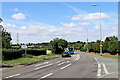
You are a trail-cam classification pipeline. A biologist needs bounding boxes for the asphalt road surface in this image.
[2,51,118,80]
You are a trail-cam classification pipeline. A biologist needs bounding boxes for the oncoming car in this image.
[62,52,71,57]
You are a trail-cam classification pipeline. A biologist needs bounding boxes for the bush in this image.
[2,49,24,60]
[88,41,119,55]
[22,53,33,58]
[26,49,46,56]
[2,49,46,60]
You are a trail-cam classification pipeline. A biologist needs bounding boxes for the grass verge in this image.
[89,53,118,59]
[2,54,61,66]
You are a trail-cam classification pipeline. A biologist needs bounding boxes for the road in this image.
[2,51,118,80]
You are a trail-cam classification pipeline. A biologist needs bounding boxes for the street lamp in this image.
[92,4,102,56]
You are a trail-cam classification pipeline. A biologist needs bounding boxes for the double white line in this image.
[94,57,101,77]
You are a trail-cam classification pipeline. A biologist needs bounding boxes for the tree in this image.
[96,40,100,43]
[50,38,67,54]
[2,28,12,49]
[105,36,118,42]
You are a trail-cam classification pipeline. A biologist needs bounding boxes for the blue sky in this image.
[2,2,118,43]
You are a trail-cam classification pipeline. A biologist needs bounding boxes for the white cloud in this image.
[2,23,16,28]
[14,8,19,12]
[60,22,77,27]
[72,13,110,21]
[79,22,91,26]
[94,25,100,29]
[12,13,26,20]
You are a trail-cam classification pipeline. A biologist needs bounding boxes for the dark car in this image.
[62,52,71,57]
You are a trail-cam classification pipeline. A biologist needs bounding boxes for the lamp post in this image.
[92,4,102,56]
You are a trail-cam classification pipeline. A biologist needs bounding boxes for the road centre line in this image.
[41,73,53,79]
[102,63,109,74]
[35,62,49,66]
[58,62,65,66]
[94,57,101,77]
[61,64,71,70]
[5,74,20,79]
[34,63,53,70]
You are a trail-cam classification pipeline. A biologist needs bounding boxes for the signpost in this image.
[99,43,103,47]
[21,45,28,57]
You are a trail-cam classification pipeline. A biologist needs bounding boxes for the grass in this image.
[2,54,61,66]
[89,53,119,59]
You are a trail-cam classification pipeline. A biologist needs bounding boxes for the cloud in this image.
[60,22,77,27]
[79,22,91,26]
[72,13,110,21]
[12,13,26,20]
[2,23,16,28]
[14,8,19,12]
[64,3,86,14]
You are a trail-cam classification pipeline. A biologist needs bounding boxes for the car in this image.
[68,50,74,55]
[62,52,71,57]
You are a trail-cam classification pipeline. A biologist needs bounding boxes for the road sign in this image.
[99,43,103,47]
[21,45,28,49]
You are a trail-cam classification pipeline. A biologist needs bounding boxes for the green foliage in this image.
[88,41,119,55]
[105,36,118,42]
[2,28,12,49]
[22,53,34,58]
[2,49,46,60]
[50,38,67,54]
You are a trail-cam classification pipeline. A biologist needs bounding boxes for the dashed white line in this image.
[102,63,109,74]
[94,57,101,77]
[41,73,53,79]
[57,60,64,63]
[66,61,70,63]
[34,63,53,70]
[61,64,71,70]
[5,74,20,79]
[58,62,65,66]
[35,62,49,66]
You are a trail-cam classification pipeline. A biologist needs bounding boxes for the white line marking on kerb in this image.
[61,64,71,70]
[102,63,109,74]
[58,62,65,66]
[41,73,53,79]
[34,63,52,70]
[94,57,101,77]
[5,74,20,79]
[35,62,49,66]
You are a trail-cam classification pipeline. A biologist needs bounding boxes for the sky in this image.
[2,2,118,43]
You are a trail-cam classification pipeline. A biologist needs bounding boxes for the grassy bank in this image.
[2,54,61,66]
[89,53,118,59]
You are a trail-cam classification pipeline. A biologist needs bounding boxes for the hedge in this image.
[2,49,46,60]
[88,41,120,55]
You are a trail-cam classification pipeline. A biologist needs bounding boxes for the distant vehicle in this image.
[68,48,74,55]
[62,52,71,57]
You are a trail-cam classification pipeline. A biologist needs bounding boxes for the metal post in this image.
[87,28,88,53]
[99,5,102,56]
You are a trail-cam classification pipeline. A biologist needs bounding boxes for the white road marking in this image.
[66,61,70,63]
[35,62,49,66]
[94,57,101,77]
[61,64,71,70]
[5,74,20,79]
[58,62,65,66]
[57,60,64,63]
[41,73,53,79]
[102,63,109,74]
[75,54,80,61]
[34,63,53,70]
